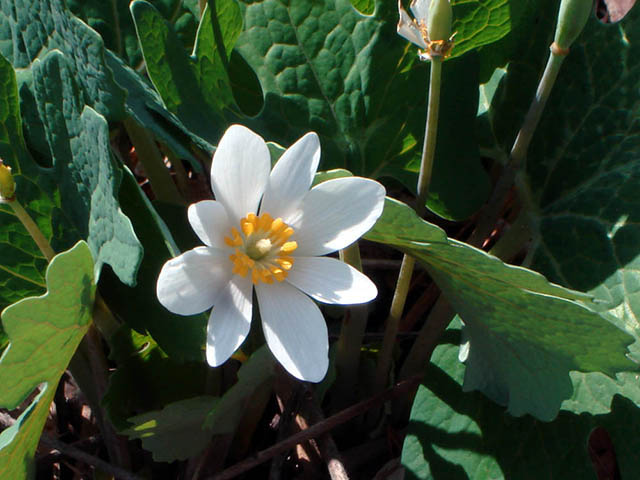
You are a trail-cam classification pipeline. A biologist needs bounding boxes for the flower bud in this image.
[427,0,452,42]
[0,160,15,200]
[553,0,593,51]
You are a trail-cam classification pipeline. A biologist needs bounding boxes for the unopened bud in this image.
[0,160,15,200]
[554,0,592,52]
[427,0,452,42]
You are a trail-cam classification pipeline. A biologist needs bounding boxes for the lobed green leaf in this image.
[0,242,94,478]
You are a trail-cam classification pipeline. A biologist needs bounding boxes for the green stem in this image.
[333,242,368,406]
[468,50,565,248]
[415,59,443,214]
[6,198,55,262]
[123,118,184,205]
[110,0,123,57]
[374,59,443,393]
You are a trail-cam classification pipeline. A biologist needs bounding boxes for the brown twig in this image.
[207,377,420,480]
[39,435,143,480]
[301,387,349,480]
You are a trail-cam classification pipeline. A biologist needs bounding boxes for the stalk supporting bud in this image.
[554,0,593,52]
[427,0,453,42]
[0,159,16,201]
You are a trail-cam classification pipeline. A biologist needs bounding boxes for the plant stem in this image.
[334,243,368,405]
[415,59,443,214]
[468,49,565,248]
[123,118,184,205]
[5,198,55,261]
[374,59,443,393]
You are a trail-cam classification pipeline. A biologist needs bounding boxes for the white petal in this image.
[398,1,427,48]
[156,247,231,316]
[256,282,329,382]
[288,177,385,256]
[188,200,233,248]
[260,132,320,220]
[286,257,377,304]
[206,276,253,367]
[211,125,271,221]
[410,0,430,22]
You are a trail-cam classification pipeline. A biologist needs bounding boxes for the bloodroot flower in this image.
[156,125,385,382]
[397,0,454,60]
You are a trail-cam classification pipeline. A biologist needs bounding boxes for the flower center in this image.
[224,212,297,285]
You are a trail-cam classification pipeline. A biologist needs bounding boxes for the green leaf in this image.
[0,242,95,479]
[103,326,210,432]
[99,167,206,361]
[31,50,143,286]
[105,50,212,162]
[67,0,198,67]
[124,396,218,462]
[130,0,242,144]
[448,0,526,60]
[235,0,492,219]
[0,53,49,309]
[366,198,636,420]
[204,346,275,433]
[120,347,274,462]
[484,1,640,414]
[0,51,141,312]
[402,326,640,479]
[366,197,449,246]
[0,0,126,121]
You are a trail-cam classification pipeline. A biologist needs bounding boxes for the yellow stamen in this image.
[280,241,297,254]
[226,212,298,285]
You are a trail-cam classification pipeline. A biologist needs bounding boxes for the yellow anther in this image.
[276,257,293,270]
[280,241,297,254]
[259,268,274,284]
[241,219,254,236]
[270,267,287,281]
[258,213,273,231]
[271,218,284,232]
[224,227,243,247]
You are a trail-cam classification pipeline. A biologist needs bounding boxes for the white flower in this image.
[156,125,385,382]
[397,0,454,61]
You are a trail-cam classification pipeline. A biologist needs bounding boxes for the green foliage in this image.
[0,51,142,308]
[0,242,95,479]
[32,51,143,285]
[0,0,126,121]
[67,0,199,67]
[401,325,640,479]
[1,0,639,474]
[367,198,635,420]
[124,396,219,462]
[102,325,210,432]
[234,0,501,219]
[130,0,242,144]
[481,0,640,420]
[121,347,274,462]
[100,167,206,361]
[0,53,48,309]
